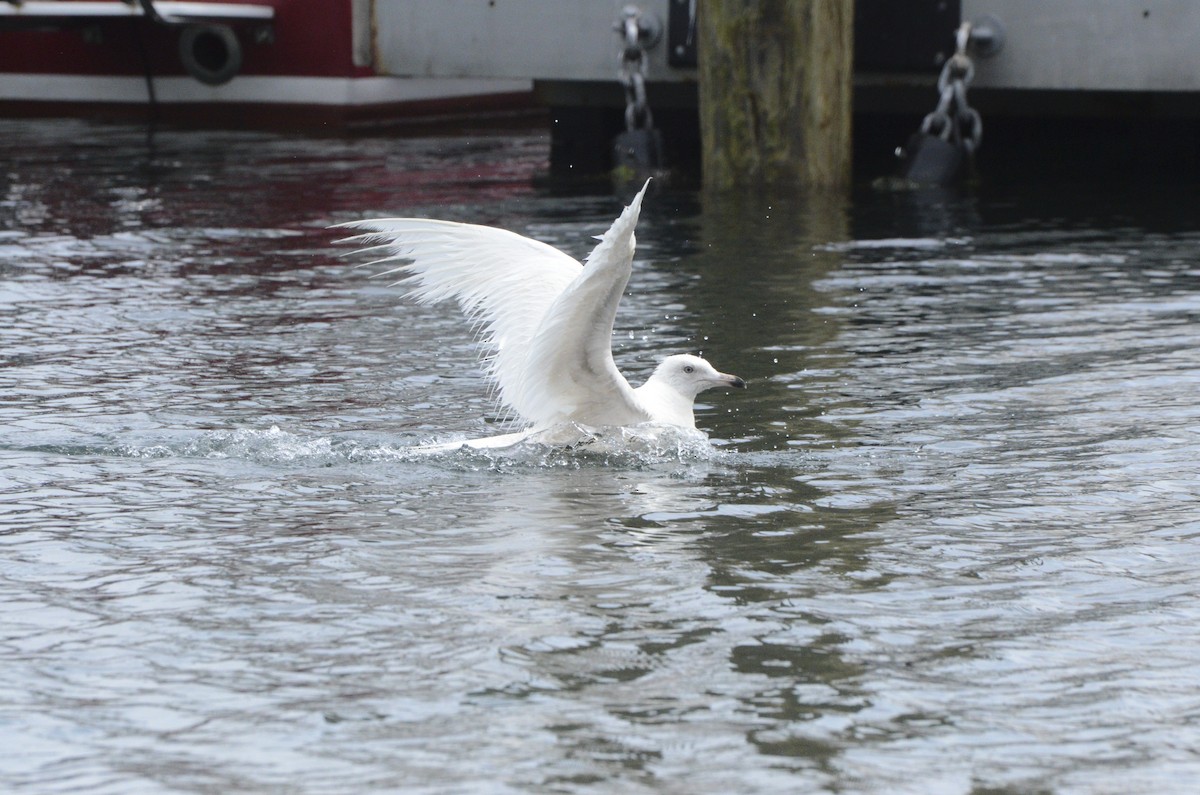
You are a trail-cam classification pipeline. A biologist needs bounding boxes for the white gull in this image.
[335,180,745,449]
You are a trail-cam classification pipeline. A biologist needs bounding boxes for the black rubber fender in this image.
[179,24,242,86]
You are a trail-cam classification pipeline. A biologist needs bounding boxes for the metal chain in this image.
[617,7,653,131]
[920,22,983,155]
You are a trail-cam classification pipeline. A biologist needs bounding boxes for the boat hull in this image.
[0,1,531,128]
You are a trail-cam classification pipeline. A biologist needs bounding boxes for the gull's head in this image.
[651,354,746,399]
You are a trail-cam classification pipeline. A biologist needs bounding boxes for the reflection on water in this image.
[3,119,1200,794]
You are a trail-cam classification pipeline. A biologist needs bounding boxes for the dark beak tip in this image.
[730,376,747,390]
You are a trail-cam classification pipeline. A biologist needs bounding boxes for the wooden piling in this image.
[698,0,854,190]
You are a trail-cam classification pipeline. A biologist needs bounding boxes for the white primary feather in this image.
[335,180,745,439]
[335,218,581,423]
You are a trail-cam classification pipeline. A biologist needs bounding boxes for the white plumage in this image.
[335,180,744,444]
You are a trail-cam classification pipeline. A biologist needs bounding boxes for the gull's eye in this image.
[683,365,695,374]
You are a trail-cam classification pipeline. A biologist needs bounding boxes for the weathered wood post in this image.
[698,0,854,190]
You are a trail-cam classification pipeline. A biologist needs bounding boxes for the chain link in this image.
[618,7,653,131]
[920,22,983,155]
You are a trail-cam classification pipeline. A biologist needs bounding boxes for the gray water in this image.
[2,119,1199,794]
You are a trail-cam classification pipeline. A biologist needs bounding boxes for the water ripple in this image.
[4,120,1200,794]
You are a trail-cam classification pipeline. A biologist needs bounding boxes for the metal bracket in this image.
[667,0,697,68]
[615,5,662,51]
[969,14,1005,58]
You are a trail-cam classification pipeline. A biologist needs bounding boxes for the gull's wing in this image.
[334,179,653,429]
[334,218,582,422]
[518,180,653,428]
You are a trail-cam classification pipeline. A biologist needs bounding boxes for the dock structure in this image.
[698,0,853,190]
[11,2,1200,178]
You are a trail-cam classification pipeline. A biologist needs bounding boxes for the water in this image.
[3,119,1199,794]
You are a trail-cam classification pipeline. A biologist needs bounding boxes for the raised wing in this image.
[518,180,653,428]
[334,179,653,430]
[334,218,582,422]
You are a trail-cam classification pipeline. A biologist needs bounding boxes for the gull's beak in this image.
[716,372,747,390]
